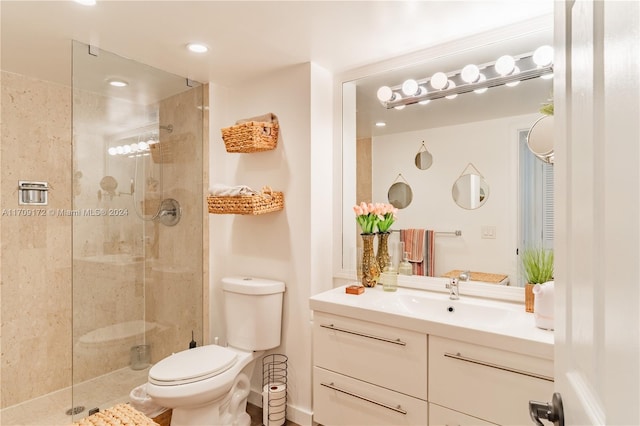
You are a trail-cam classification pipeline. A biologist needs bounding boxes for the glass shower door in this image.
[71,41,203,420]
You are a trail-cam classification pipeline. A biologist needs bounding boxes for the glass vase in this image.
[376,231,391,272]
[361,233,380,287]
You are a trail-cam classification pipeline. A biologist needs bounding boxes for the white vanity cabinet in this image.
[312,311,428,425]
[428,335,553,425]
[310,285,554,426]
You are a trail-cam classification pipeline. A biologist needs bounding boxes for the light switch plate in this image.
[481,225,496,239]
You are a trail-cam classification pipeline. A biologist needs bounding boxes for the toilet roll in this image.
[262,382,286,426]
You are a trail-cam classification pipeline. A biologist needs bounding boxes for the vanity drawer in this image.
[313,366,428,426]
[313,311,427,399]
[429,335,553,426]
[429,403,497,426]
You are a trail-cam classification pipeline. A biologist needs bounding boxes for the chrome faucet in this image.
[458,270,470,282]
[446,277,460,300]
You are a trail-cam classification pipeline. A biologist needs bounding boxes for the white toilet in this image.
[146,276,285,426]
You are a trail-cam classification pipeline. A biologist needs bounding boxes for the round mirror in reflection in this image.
[415,150,433,170]
[527,115,554,164]
[388,182,413,209]
[452,174,489,210]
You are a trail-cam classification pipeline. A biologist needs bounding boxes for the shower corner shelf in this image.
[207,190,284,215]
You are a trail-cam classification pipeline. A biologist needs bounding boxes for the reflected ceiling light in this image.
[505,67,521,87]
[108,79,128,87]
[376,46,554,110]
[187,43,209,53]
[74,0,96,5]
[533,45,554,67]
[445,81,458,100]
[375,121,387,127]
[474,75,488,94]
[108,147,117,156]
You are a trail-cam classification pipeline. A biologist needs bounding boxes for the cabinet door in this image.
[429,403,497,426]
[429,335,553,425]
[314,311,427,399]
[314,366,428,426]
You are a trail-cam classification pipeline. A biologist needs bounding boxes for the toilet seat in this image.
[149,345,238,386]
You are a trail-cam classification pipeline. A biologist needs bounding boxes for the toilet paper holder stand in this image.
[262,354,288,426]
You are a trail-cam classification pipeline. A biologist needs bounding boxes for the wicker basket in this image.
[72,403,159,426]
[221,121,279,153]
[208,187,284,215]
[150,140,174,163]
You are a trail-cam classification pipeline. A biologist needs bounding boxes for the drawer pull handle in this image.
[320,382,408,415]
[444,352,554,382]
[320,324,407,346]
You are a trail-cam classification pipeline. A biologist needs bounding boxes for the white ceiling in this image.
[1,1,554,88]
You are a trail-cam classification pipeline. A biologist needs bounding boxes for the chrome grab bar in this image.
[320,324,407,346]
[444,352,554,382]
[320,382,408,415]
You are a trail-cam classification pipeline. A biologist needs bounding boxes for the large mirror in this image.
[340,18,554,289]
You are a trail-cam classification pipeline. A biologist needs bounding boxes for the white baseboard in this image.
[248,388,313,426]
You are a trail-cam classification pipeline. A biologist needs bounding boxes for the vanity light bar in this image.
[379,49,554,110]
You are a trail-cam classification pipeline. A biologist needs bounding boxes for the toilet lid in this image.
[149,345,238,386]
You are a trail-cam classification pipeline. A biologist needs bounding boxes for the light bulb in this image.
[461,64,480,83]
[130,143,139,152]
[108,147,117,156]
[138,141,149,151]
[123,145,132,154]
[377,86,393,102]
[533,45,554,67]
[108,79,128,87]
[445,81,457,99]
[474,74,488,94]
[187,43,208,53]
[495,55,516,76]
[402,79,419,96]
[430,72,449,90]
[506,67,521,87]
[116,146,124,155]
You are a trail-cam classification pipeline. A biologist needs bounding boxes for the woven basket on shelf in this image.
[221,121,279,153]
[149,140,174,163]
[208,187,284,215]
[151,409,172,426]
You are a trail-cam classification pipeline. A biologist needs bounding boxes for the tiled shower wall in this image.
[0,71,73,408]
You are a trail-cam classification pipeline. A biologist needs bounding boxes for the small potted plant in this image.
[521,247,554,313]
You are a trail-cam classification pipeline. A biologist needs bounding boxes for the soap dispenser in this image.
[381,254,398,292]
[398,251,412,275]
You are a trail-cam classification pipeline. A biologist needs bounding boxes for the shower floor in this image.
[0,367,149,426]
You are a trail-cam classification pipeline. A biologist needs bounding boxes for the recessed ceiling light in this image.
[74,0,96,5]
[107,79,128,88]
[187,43,208,53]
[375,121,387,127]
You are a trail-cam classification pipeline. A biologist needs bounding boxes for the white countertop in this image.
[310,284,554,360]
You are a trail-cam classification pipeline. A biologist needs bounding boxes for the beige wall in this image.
[1,71,73,408]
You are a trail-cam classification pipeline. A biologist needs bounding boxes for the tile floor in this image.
[1,368,300,426]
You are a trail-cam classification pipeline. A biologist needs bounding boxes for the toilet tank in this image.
[222,276,285,351]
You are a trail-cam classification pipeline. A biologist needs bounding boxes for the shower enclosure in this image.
[70,41,205,419]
